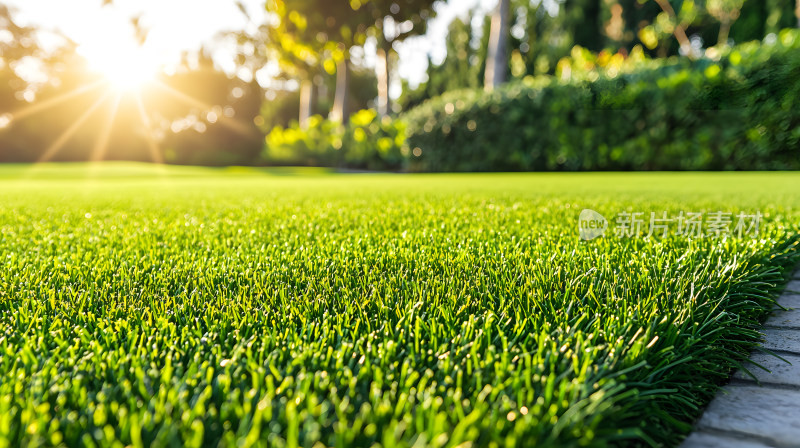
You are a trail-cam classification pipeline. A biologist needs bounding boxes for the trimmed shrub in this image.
[263,110,408,171]
[402,30,800,172]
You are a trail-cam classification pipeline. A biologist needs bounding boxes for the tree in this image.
[707,0,745,47]
[650,0,695,56]
[226,2,329,128]
[326,5,372,124]
[0,5,45,113]
[262,1,327,127]
[362,0,437,116]
[398,16,482,110]
[262,1,369,125]
[0,5,61,161]
[484,0,510,91]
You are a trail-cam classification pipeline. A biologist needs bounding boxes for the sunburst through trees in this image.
[0,5,263,166]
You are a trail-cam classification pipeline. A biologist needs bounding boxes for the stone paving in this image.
[682,273,800,448]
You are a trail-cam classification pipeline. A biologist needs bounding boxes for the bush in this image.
[402,29,800,172]
[263,109,408,171]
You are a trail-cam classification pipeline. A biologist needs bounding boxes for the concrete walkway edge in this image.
[681,270,800,448]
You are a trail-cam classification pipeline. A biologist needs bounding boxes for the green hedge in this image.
[402,30,800,172]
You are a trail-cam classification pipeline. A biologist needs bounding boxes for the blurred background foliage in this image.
[1,0,799,169]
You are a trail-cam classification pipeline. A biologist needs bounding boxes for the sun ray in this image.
[8,80,106,122]
[152,80,255,137]
[135,93,165,165]
[36,91,111,164]
[152,79,209,109]
[88,93,122,163]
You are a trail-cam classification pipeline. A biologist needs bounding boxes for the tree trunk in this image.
[331,57,350,124]
[796,0,800,28]
[376,46,391,117]
[653,0,694,58]
[299,78,315,129]
[717,19,731,47]
[484,0,510,92]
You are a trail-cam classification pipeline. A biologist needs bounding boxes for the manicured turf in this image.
[0,164,798,447]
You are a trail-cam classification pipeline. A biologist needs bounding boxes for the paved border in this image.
[681,271,800,448]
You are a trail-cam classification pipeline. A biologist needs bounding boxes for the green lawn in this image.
[0,164,798,447]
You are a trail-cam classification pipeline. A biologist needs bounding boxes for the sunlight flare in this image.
[89,94,122,162]
[153,80,255,137]
[79,38,161,92]
[37,92,111,163]
[134,94,164,165]
[6,80,105,122]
